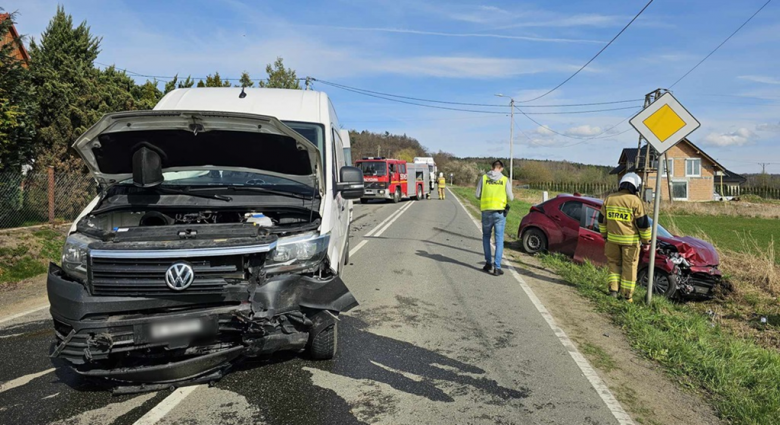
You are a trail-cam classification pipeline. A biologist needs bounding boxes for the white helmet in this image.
[439,172,444,178]
[619,172,642,190]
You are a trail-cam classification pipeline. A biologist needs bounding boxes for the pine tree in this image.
[239,71,253,88]
[0,11,37,170]
[163,75,195,94]
[258,57,301,89]
[205,72,231,87]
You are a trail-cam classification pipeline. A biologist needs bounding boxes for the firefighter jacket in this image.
[598,189,652,245]
[437,177,447,188]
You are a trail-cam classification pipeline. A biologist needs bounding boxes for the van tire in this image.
[309,322,337,360]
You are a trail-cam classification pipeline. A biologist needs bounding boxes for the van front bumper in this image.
[47,263,356,387]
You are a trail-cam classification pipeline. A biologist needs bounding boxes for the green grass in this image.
[539,254,780,425]
[450,186,532,241]
[662,214,779,264]
[0,228,65,285]
[578,341,618,372]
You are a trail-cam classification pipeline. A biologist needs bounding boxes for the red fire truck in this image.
[355,157,429,203]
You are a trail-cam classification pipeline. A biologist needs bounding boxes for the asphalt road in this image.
[0,190,625,425]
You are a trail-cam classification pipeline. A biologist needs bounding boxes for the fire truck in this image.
[355,157,430,203]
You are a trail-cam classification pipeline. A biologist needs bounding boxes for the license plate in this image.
[150,319,204,340]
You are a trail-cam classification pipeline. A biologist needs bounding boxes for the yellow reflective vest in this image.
[437,177,446,187]
[480,174,508,211]
[598,190,652,245]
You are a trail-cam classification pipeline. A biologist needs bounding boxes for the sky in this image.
[7,0,780,174]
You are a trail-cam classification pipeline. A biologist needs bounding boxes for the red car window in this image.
[560,201,583,222]
[583,205,601,232]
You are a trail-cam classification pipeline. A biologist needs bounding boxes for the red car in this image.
[518,194,722,298]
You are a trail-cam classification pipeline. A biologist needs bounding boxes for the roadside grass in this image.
[0,227,67,285]
[539,254,780,425]
[450,187,780,424]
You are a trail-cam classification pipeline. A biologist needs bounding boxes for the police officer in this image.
[598,172,651,302]
[476,160,514,276]
[437,172,447,200]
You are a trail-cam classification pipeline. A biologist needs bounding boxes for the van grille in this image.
[89,256,245,296]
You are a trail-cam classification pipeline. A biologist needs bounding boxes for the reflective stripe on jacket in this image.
[598,189,651,245]
[480,174,508,211]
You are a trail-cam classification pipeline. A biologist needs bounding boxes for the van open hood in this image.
[72,110,323,191]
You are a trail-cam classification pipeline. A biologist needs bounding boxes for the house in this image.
[0,13,30,67]
[609,138,746,201]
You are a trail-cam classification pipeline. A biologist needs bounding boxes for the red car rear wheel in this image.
[522,228,547,254]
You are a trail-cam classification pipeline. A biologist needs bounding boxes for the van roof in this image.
[154,88,329,123]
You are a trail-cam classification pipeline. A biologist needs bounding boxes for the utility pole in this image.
[495,94,515,184]
[378,145,381,157]
[759,163,770,174]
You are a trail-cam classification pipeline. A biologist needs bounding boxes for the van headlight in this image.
[62,233,92,281]
[267,233,330,273]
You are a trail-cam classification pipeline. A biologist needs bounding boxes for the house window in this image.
[686,159,701,177]
[672,181,688,200]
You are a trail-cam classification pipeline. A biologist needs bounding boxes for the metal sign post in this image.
[629,92,700,305]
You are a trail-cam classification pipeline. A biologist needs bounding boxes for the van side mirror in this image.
[337,166,364,200]
[132,146,164,188]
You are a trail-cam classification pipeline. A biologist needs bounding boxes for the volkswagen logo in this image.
[165,263,195,291]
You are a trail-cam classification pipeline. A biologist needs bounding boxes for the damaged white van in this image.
[47,88,364,392]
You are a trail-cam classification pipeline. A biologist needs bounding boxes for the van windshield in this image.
[358,162,387,176]
[283,121,325,164]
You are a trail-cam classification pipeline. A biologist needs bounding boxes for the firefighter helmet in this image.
[619,173,642,190]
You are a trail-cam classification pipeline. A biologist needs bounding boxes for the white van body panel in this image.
[154,88,349,273]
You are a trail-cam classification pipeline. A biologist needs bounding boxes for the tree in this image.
[258,57,301,89]
[239,71,254,88]
[164,74,194,94]
[204,72,231,87]
[0,11,37,170]
[29,5,103,170]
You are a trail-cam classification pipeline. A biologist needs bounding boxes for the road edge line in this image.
[0,304,50,326]
[132,385,203,425]
[349,240,369,258]
[448,188,635,425]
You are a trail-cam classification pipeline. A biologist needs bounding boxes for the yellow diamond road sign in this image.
[630,92,700,155]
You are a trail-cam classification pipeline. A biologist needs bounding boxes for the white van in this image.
[46,88,364,391]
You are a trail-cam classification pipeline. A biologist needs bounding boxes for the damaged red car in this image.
[518,194,722,298]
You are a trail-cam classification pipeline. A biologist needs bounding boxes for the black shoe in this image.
[483,264,493,273]
[493,268,504,276]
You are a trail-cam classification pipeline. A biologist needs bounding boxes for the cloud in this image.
[738,75,780,85]
[756,122,780,132]
[701,128,757,147]
[565,125,603,136]
[298,25,603,44]
[535,125,556,136]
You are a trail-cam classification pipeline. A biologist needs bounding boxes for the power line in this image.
[669,0,772,88]
[312,78,643,107]
[515,0,654,103]
[319,80,643,115]
[94,62,307,83]
[514,105,640,140]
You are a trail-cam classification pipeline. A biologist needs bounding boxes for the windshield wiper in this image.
[188,186,314,200]
[153,186,233,201]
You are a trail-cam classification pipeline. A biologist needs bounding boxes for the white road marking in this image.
[0,333,23,339]
[371,202,414,238]
[132,385,203,425]
[364,202,413,238]
[0,368,55,394]
[349,240,369,258]
[42,392,60,400]
[449,188,635,425]
[0,304,50,327]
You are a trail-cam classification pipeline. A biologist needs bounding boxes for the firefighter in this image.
[437,172,447,200]
[598,172,651,302]
[475,160,514,276]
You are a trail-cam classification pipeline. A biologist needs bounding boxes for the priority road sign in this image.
[629,92,700,155]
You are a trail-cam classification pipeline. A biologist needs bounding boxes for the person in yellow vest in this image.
[475,160,513,276]
[437,172,447,200]
[598,172,652,302]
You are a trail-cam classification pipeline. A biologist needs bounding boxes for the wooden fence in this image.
[526,182,780,200]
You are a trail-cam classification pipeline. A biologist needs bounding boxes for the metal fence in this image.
[0,169,97,229]
[526,181,780,200]
[527,182,613,199]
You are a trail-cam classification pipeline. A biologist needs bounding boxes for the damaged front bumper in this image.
[47,263,357,391]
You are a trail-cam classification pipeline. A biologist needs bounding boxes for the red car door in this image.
[549,201,582,257]
[574,203,608,266]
